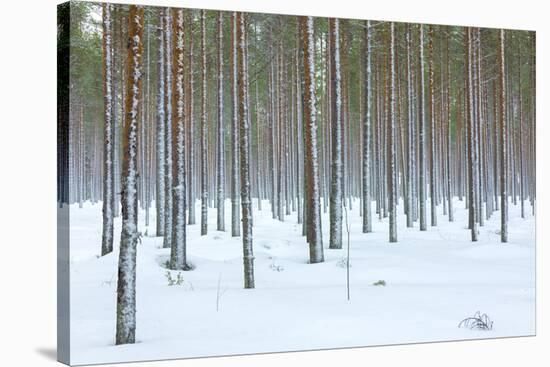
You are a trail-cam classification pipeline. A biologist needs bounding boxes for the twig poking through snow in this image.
[458,311,493,330]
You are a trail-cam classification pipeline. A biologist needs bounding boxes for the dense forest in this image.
[58,2,536,347]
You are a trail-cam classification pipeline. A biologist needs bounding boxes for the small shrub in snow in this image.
[165,271,184,286]
[458,311,493,330]
[270,263,284,272]
[336,257,351,268]
[373,280,386,287]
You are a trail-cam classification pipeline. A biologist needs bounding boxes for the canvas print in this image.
[57,1,536,365]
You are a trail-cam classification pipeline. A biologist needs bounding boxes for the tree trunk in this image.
[236,12,255,288]
[231,12,241,236]
[116,4,143,345]
[155,8,166,236]
[388,22,397,242]
[300,16,324,264]
[499,29,508,242]
[418,25,427,231]
[200,10,208,236]
[329,18,343,249]
[163,9,174,248]
[101,3,115,256]
[216,12,226,231]
[362,20,373,233]
[428,25,437,227]
[170,8,188,270]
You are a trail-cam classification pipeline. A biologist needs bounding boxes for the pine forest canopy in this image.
[59,1,536,346]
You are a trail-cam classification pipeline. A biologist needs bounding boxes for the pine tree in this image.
[405,23,415,228]
[231,12,241,237]
[163,9,174,248]
[466,27,479,241]
[300,16,324,263]
[499,29,508,243]
[200,9,208,236]
[187,10,196,226]
[428,25,437,227]
[216,12,226,231]
[329,18,343,249]
[388,22,397,242]
[155,8,166,236]
[170,8,188,270]
[116,4,143,345]
[362,20,373,233]
[101,3,115,256]
[237,12,255,288]
[418,24,427,231]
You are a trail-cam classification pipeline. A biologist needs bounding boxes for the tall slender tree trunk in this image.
[163,9,174,248]
[231,12,241,237]
[499,29,508,243]
[418,25,427,231]
[170,8,188,270]
[466,27,479,241]
[116,5,143,345]
[187,11,196,225]
[236,12,255,288]
[216,12,226,231]
[428,25,437,227]
[362,20,373,233]
[445,35,454,222]
[101,3,115,256]
[405,24,414,228]
[388,22,398,242]
[300,16,324,264]
[329,18,343,249]
[200,10,208,236]
[155,8,166,236]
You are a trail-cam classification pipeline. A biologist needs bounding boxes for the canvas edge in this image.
[57,1,71,365]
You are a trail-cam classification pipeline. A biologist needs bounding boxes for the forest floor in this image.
[68,198,535,365]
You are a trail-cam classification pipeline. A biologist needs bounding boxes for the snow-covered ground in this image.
[68,198,535,365]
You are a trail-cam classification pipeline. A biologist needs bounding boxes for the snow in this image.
[69,198,535,365]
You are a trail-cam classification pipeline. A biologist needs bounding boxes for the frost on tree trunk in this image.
[237,12,255,288]
[163,9,174,249]
[155,8,166,237]
[498,29,508,243]
[300,16,324,264]
[101,3,115,256]
[418,24,427,231]
[170,8,188,270]
[116,4,143,346]
[329,18,343,249]
[216,12,226,231]
[388,22,397,243]
[362,20,373,234]
[200,10,208,236]
[231,12,241,237]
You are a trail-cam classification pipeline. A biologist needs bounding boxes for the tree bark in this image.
[236,12,255,288]
[116,4,143,345]
[329,18,343,249]
[170,8,188,270]
[101,3,115,256]
[300,16,324,263]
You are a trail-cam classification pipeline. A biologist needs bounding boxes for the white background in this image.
[0,0,547,365]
